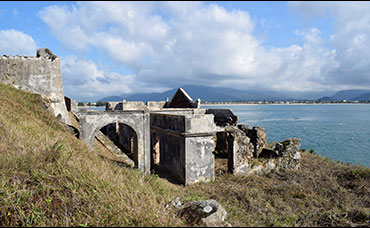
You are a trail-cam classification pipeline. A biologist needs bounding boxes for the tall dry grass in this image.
[1,82,369,227]
[0,83,183,227]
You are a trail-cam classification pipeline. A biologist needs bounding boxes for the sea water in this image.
[202,104,370,167]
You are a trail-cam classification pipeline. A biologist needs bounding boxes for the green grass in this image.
[1,82,370,227]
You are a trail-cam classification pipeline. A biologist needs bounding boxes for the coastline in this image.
[200,102,370,106]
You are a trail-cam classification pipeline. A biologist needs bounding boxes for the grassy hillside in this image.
[0,83,183,227]
[1,83,369,227]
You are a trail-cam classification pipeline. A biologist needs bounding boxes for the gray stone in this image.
[204,220,233,227]
[171,197,182,208]
[151,113,217,185]
[224,126,254,174]
[95,131,135,168]
[0,48,70,125]
[277,138,301,170]
[178,199,228,226]
[237,124,249,133]
[237,125,267,157]
[65,96,78,113]
[79,110,150,173]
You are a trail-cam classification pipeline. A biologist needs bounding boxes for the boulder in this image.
[206,109,238,127]
[178,199,229,226]
[277,138,301,170]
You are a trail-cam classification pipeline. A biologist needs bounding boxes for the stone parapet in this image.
[0,48,70,125]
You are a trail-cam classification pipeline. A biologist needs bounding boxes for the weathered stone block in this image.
[178,199,228,226]
[238,125,266,157]
[277,138,301,170]
[225,126,254,174]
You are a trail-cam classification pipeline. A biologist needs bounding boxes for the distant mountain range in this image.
[99,85,370,102]
[318,89,370,101]
[99,85,293,102]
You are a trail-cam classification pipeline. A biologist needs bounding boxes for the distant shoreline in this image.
[201,102,370,106]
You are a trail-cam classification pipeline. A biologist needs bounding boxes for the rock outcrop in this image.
[178,199,231,227]
[224,125,254,174]
[218,124,301,175]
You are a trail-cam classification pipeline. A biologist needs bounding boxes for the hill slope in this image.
[318,89,370,101]
[352,92,370,101]
[99,85,292,102]
[331,89,370,100]
[1,83,369,227]
[0,83,182,227]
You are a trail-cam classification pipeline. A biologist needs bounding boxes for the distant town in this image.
[78,99,370,107]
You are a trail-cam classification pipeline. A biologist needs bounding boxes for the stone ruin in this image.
[209,108,301,175]
[0,48,302,186]
[101,88,302,184]
[0,48,71,125]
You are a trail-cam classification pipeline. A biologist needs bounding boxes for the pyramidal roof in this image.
[167,88,197,108]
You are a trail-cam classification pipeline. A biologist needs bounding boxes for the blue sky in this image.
[1,1,370,101]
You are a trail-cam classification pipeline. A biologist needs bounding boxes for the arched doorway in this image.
[78,111,150,173]
[100,122,138,164]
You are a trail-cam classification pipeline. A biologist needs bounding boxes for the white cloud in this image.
[0,29,37,56]
[39,1,370,99]
[289,1,370,88]
[60,55,169,101]
[61,56,134,100]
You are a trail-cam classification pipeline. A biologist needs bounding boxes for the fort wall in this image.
[0,49,71,124]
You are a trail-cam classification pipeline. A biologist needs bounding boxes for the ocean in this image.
[84,104,370,167]
[203,104,370,168]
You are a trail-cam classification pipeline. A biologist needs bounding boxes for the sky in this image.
[1,1,370,101]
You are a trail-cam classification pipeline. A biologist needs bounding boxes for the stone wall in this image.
[121,101,146,110]
[150,113,217,185]
[102,122,138,160]
[215,124,301,175]
[146,101,167,110]
[65,96,78,113]
[0,49,70,125]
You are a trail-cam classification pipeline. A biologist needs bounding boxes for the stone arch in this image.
[79,111,150,173]
[89,119,142,151]
[95,121,139,165]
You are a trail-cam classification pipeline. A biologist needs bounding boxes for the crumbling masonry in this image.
[0,48,70,125]
[0,48,302,185]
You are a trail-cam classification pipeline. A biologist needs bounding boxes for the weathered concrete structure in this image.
[150,113,217,185]
[1,48,302,186]
[92,88,302,183]
[0,48,71,125]
[78,110,151,173]
[81,90,219,185]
